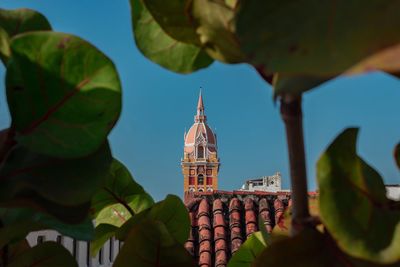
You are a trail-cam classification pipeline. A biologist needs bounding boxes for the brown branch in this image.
[280,94,310,236]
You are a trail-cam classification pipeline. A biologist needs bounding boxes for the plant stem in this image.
[280,94,310,236]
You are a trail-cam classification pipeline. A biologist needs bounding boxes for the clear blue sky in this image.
[1,0,399,201]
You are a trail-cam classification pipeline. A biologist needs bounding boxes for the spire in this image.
[195,89,207,122]
[197,90,204,112]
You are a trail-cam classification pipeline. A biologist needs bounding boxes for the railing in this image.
[26,230,122,267]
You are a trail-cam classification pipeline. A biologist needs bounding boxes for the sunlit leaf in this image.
[130,0,213,73]
[116,194,189,245]
[91,159,154,226]
[0,8,51,64]
[0,142,112,222]
[7,32,121,158]
[228,231,267,267]
[142,0,200,45]
[7,242,78,267]
[317,128,400,263]
[191,0,245,63]
[237,1,400,76]
[113,220,196,267]
[90,223,118,257]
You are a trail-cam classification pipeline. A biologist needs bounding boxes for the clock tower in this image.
[182,92,220,193]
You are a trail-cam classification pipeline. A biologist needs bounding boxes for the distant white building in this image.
[240,172,284,192]
[386,184,400,200]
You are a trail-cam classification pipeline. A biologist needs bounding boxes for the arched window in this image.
[198,174,204,185]
[197,146,204,158]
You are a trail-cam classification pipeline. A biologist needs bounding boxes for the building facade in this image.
[182,92,220,193]
[240,172,283,192]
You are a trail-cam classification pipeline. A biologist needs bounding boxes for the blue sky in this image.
[1,0,399,200]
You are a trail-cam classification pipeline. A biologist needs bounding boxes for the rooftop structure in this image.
[240,172,284,192]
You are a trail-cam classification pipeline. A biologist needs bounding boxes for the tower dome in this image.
[183,91,217,156]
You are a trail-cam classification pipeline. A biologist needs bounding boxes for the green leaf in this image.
[6,31,121,158]
[228,231,267,267]
[113,220,196,267]
[191,0,245,63]
[253,229,342,267]
[0,27,10,64]
[0,8,52,64]
[236,1,400,76]
[395,143,400,170]
[130,0,213,74]
[7,242,78,267]
[0,207,94,247]
[90,223,118,257]
[142,0,200,45]
[116,195,189,245]
[91,159,154,226]
[0,142,112,222]
[272,73,332,97]
[317,128,400,264]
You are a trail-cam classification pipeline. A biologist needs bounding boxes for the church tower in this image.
[182,92,220,193]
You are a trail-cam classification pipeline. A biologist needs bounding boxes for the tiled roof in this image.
[184,191,293,267]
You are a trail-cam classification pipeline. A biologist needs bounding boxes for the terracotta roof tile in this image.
[184,191,296,267]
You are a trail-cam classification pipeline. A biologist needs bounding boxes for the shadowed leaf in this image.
[0,8,51,64]
[237,1,400,76]
[116,194,189,245]
[317,128,400,264]
[0,208,94,247]
[113,220,196,267]
[6,32,121,158]
[272,73,332,97]
[0,142,112,222]
[91,159,154,227]
[228,232,267,267]
[90,223,118,257]
[130,0,212,73]
[7,242,78,267]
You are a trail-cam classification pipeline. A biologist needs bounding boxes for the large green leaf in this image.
[113,220,196,267]
[253,230,338,267]
[0,8,52,64]
[191,0,245,63]
[130,0,213,74]
[0,207,94,247]
[272,73,332,97]
[317,128,400,263]
[142,0,200,45]
[0,142,112,222]
[6,32,121,158]
[116,194,189,244]
[228,231,267,267]
[90,223,118,257]
[7,242,78,267]
[91,159,154,226]
[236,1,400,76]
